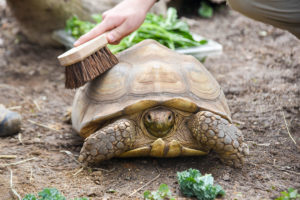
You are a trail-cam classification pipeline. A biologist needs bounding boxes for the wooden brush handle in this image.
[57,34,108,66]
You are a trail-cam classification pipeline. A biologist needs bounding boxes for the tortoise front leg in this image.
[78,119,136,165]
[188,111,249,168]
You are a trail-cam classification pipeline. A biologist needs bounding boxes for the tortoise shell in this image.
[72,40,231,138]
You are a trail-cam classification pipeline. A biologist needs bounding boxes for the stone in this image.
[223,173,230,181]
[0,105,22,137]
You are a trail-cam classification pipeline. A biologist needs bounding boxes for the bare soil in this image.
[0,2,299,200]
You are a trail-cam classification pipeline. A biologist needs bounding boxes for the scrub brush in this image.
[57,34,118,89]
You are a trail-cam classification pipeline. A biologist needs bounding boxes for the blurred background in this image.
[0,0,299,199]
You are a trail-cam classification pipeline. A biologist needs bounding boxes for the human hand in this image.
[74,0,156,46]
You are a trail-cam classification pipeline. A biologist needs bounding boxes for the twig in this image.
[9,169,21,200]
[8,106,22,110]
[28,119,61,133]
[256,143,271,147]
[92,167,115,173]
[30,166,33,183]
[129,174,161,197]
[60,150,81,165]
[281,111,297,145]
[1,157,37,167]
[73,167,84,176]
[18,133,23,145]
[33,100,41,111]
[279,169,300,176]
[0,155,17,159]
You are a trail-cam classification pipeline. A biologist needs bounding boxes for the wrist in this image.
[126,0,156,12]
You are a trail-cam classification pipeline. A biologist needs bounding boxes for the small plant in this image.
[275,188,300,200]
[177,168,225,200]
[23,188,88,200]
[144,184,175,200]
[198,1,213,18]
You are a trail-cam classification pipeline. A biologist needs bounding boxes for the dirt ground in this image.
[0,2,299,200]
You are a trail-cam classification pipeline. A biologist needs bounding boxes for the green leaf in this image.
[23,194,37,200]
[143,184,175,200]
[91,14,102,23]
[198,2,213,18]
[144,191,151,199]
[38,188,66,200]
[275,188,300,200]
[23,188,89,200]
[177,169,225,200]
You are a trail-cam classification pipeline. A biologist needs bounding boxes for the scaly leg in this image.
[188,111,249,168]
[78,119,136,165]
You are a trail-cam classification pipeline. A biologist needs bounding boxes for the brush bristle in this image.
[65,46,119,89]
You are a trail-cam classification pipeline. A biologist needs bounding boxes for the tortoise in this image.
[72,40,249,167]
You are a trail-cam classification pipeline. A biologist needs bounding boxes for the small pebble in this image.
[223,173,230,181]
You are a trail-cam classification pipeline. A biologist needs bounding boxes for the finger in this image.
[106,20,135,44]
[102,11,109,19]
[110,39,121,45]
[74,21,110,46]
[74,17,123,46]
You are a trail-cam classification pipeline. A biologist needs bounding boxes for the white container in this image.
[176,34,222,59]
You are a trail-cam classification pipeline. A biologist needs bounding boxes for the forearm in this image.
[227,0,300,39]
[74,0,158,46]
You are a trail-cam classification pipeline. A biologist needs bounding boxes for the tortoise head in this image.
[143,107,175,138]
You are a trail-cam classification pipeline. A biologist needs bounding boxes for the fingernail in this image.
[107,33,115,43]
[73,40,80,47]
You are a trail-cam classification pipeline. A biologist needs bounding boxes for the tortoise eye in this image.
[147,114,152,121]
[168,115,172,121]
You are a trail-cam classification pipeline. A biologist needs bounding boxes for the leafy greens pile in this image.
[177,169,225,200]
[65,8,207,54]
